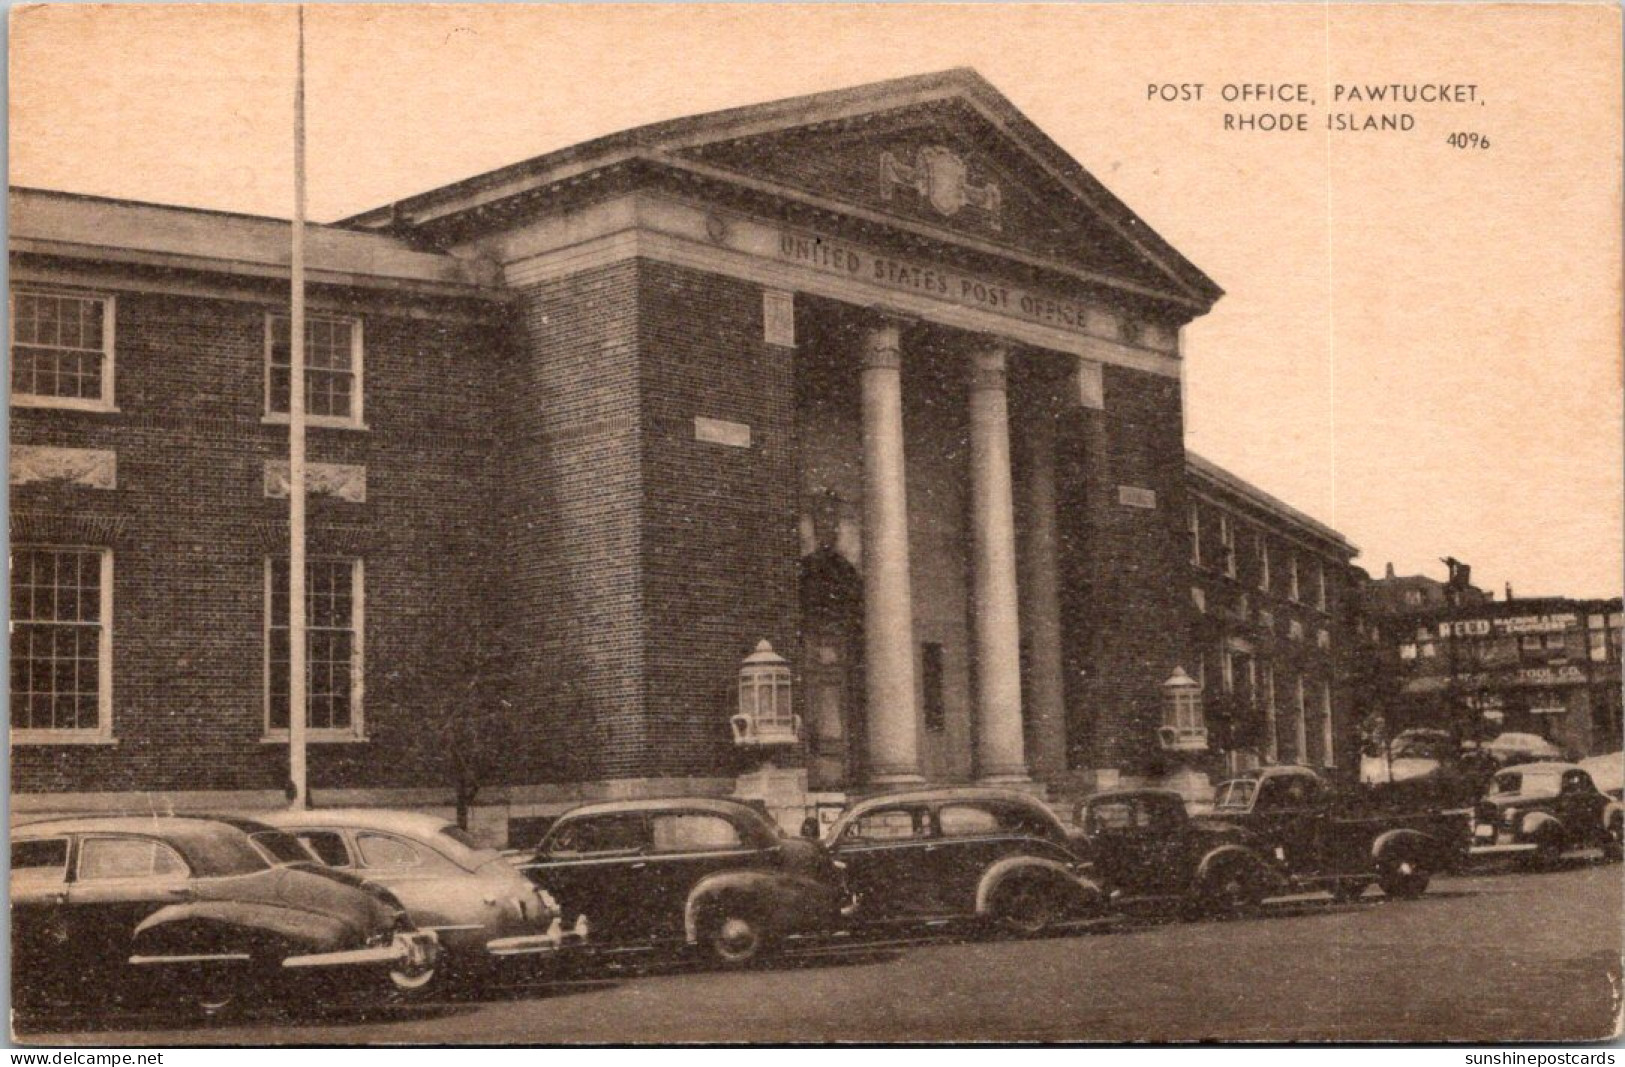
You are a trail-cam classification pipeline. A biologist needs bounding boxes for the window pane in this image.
[938,805,1001,837]
[11,838,68,873]
[295,831,353,867]
[266,315,358,419]
[650,814,743,853]
[848,808,929,841]
[357,834,421,869]
[266,558,357,733]
[547,815,649,856]
[79,838,162,880]
[10,548,104,733]
[10,294,108,401]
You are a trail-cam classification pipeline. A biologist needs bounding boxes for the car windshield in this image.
[249,830,319,866]
[1213,780,1256,810]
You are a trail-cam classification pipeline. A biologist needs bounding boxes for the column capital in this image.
[969,340,1017,392]
[860,319,904,371]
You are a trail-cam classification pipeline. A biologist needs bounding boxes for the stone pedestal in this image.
[734,762,813,837]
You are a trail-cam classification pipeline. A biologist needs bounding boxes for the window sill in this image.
[11,396,119,414]
[12,731,118,746]
[261,732,368,744]
[261,414,370,433]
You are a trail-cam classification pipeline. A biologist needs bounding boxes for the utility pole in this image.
[287,4,309,809]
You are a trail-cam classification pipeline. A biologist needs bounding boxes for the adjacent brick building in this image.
[9,69,1363,837]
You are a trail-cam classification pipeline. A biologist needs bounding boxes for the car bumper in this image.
[282,930,440,972]
[1469,826,1536,856]
[485,915,590,958]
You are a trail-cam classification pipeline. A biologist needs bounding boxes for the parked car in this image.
[1072,788,1280,916]
[1196,765,1470,901]
[515,797,845,967]
[824,787,1102,935]
[1470,762,1623,866]
[258,808,583,969]
[10,815,439,1015]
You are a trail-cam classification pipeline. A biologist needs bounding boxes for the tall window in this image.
[1288,555,1301,602]
[1188,505,1202,567]
[10,290,115,410]
[1293,674,1308,764]
[921,642,946,732]
[10,547,113,741]
[1256,533,1271,592]
[1319,679,1335,767]
[1315,562,1328,611]
[266,557,364,737]
[266,314,363,426]
[1262,664,1278,762]
[1219,515,1237,578]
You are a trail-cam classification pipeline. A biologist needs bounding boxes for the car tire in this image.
[993,878,1067,936]
[1376,854,1430,899]
[701,902,775,969]
[1523,827,1565,870]
[1194,858,1264,918]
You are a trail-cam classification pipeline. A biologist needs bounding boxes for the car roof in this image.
[552,796,770,823]
[840,787,1055,819]
[1080,787,1186,805]
[11,814,284,876]
[14,813,279,840]
[257,807,465,839]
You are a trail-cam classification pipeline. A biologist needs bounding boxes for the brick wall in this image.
[1056,363,1194,774]
[10,278,504,797]
[637,261,800,778]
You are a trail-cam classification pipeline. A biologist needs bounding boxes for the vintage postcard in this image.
[6,1,1622,1046]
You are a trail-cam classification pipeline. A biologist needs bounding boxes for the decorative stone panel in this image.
[10,446,117,489]
[264,461,366,503]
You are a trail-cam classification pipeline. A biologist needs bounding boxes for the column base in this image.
[977,770,1032,786]
[868,772,927,788]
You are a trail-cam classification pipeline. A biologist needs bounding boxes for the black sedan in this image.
[1073,788,1279,915]
[10,815,439,1016]
[825,788,1102,935]
[516,798,846,967]
[1471,762,1623,866]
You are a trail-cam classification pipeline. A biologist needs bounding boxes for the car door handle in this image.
[160,886,193,902]
[629,862,648,870]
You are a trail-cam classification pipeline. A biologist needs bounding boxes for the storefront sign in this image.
[775,230,1161,349]
[1437,613,1579,638]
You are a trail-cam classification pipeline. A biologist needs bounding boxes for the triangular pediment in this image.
[345,69,1220,313]
[673,96,1199,302]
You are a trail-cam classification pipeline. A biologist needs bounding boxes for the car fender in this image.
[975,856,1099,917]
[1603,799,1623,833]
[131,899,355,960]
[683,869,835,945]
[1192,844,1279,893]
[1370,828,1435,867]
[1518,811,1564,843]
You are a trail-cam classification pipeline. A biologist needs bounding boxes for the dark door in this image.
[526,813,654,944]
[1083,797,1186,898]
[65,835,192,979]
[1249,774,1327,875]
[10,836,74,999]
[642,810,769,936]
[930,802,1036,915]
[831,804,936,919]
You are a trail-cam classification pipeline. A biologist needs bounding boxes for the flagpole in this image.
[288,3,309,809]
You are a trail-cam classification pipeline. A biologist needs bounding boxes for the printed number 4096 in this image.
[1447,132,1490,149]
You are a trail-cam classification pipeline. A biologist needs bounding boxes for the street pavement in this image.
[16,858,1622,1044]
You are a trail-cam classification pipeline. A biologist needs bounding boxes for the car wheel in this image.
[702,903,774,968]
[994,878,1066,936]
[388,955,439,995]
[1522,827,1565,870]
[1377,855,1430,899]
[1195,859,1264,917]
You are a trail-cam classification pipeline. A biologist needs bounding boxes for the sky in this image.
[9,3,1622,599]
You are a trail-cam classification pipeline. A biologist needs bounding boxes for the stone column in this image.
[859,317,923,785]
[969,341,1029,783]
[1019,397,1068,782]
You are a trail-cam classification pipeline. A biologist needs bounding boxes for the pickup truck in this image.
[1194,765,1471,901]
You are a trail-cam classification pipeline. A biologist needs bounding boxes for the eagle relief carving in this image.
[879,145,1002,228]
